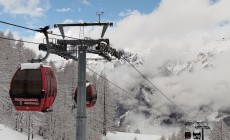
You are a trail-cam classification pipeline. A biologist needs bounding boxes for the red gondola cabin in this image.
[74,82,97,108]
[9,63,57,112]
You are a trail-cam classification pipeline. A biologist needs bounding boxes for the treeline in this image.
[0,31,118,140]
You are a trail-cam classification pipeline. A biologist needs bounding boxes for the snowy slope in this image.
[103,132,163,140]
[0,124,42,140]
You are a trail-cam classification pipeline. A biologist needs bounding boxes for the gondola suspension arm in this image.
[29,26,51,63]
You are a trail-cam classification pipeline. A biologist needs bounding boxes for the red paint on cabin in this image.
[9,65,57,112]
[74,83,97,108]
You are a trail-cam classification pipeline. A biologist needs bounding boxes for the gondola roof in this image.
[20,63,51,70]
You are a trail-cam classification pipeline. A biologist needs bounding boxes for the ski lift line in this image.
[0,20,78,40]
[86,67,165,115]
[121,56,195,122]
[0,36,40,45]
[0,20,37,32]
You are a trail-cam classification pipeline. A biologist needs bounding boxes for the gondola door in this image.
[45,68,51,108]
[50,70,57,106]
[42,67,56,112]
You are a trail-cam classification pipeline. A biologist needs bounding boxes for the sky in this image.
[1,0,230,137]
[0,0,160,36]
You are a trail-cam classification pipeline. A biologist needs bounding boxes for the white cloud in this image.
[119,10,138,17]
[105,0,230,120]
[0,0,50,17]
[62,19,75,24]
[78,8,82,12]
[106,0,230,55]
[82,0,91,5]
[56,8,71,13]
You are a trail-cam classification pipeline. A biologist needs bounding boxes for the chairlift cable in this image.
[0,20,78,40]
[0,20,37,32]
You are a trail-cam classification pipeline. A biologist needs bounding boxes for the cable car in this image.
[9,63,57,112]
[74,82,97,108]
[193,129,201,139]
[185,130,191,139]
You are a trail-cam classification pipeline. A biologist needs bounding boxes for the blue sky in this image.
[0,0,161,36]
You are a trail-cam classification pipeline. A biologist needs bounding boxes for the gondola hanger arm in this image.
[29,26,51,63]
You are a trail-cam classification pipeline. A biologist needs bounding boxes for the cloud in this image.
[119,10,138,17]
[78,8,82,12]
[104,0,230,120]
[0,0,50,17]
[82,0,91,5]
[56,8,71,13]
[106,0,230,56]
[125,112,179,136]
[62,19,75,24]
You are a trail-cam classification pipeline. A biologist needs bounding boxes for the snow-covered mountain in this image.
[86,51,144,73]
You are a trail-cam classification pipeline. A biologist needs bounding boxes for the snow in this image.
[0,125,163,140]
[0,124,42,140]
[20,63,52,70]
[103,132,163,140]
[20,63,42,70]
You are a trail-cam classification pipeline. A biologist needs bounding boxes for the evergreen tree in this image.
[210,120,230,140]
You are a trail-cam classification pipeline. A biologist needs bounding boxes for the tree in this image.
[210,120,230,140]
[159,135,166,140]
[134,128,141,134]
[168,132,177,140]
